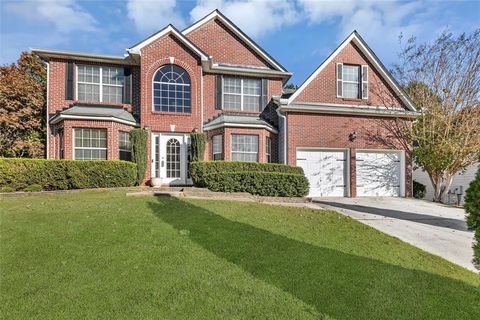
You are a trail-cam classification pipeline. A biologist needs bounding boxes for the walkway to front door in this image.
[152,133,191,185]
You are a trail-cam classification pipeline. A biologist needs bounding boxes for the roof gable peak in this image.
[288,30,416,111]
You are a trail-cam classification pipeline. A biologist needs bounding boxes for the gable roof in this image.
[287,31,416,111]
[127,24,209,61]
[183,9,288,73]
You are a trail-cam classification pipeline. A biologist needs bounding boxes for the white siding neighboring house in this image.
[413,163,479,205]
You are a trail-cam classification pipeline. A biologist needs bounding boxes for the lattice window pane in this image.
[153,65,191,113]
[231,135,258,162]
[166,138,181,178]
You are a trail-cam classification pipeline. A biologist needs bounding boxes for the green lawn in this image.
[1,191,479,319]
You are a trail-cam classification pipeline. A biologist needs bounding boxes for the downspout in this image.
[276,108,287,164]
[45,60,50,159]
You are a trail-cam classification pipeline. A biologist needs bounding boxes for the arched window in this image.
[166,138,181,178]
[153,65,191,113]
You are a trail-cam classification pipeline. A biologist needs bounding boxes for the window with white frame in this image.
[74,128,107,160]
[266,137,272,163]
[223,77,261,111]
[77,65,124,103]
[231,134,258,162]
[342,65,360,99]
[212,135,223,160]
[153,65,191,113]
[119,131,131,161]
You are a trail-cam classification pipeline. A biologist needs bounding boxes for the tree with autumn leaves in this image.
[393,30,480,202]
[0,52,46,158]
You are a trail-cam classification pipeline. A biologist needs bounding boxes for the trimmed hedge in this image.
[203,171,309,197]
[0,158,137,191]
[190,161,308,197]
[190,161,305,187]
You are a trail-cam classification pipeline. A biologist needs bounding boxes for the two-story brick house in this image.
[33,10,417,197]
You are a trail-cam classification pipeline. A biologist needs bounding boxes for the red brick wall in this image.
[186,19,273,68]
[286,112,412,197]
[293,42,404,109]
[50,120,134,160]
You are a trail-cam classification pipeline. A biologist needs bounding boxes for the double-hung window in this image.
[212,135,223,160]
[74,128,107,160]
[119,131,132,161]
[266,137,272,163]
[336,63,368,99]
[223,77,261,111]
[231,134,258,162]
[77,65,124,103]
[342,65,360,99]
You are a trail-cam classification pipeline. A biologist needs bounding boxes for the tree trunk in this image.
[430,172,454,202]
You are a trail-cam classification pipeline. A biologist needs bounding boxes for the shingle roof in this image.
[203,113,277,132]
[50,105,137,125]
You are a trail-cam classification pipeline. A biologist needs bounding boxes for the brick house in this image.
[33,10,417,197]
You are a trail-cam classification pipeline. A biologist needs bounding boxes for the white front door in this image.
[356,151,402,197]
[297,149,348,197]
[152,133,191,185]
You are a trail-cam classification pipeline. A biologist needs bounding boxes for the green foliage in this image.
[203,171,309,197]
[190,161,308,197]
[190,132,207,162]
[0,158,137,191]
[465,166,480,268]
[24,184,42,192]
[190,161,304,187]
[413,180,426,199]
[130,129,148,185]
[0,186,15,193]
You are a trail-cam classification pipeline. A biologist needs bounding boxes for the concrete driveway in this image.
[312,197,477,272]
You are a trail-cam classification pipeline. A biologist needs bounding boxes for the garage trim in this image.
[356,149,405,197]
[296,147,351,197]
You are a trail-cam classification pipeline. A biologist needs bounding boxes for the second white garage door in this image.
[296,149,347,197]
[356,151,402,197]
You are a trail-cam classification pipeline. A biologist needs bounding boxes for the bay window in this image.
[74,128,107,160]
[119,131,132,161]
[212,135,223,160]
[231,134,258,162]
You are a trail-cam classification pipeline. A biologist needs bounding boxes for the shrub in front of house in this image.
[190,161,308,197]
[190,161,305,187]
[413,180,426,199]
[0,158,137,191]
[465,167,480,269]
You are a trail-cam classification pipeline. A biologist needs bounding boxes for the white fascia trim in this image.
[183,11,287,72]
[127,25,208,61]
[203,122,278,134]
[208,63,292,79]
[287,32,416,112]
[50,115,138,126]
[279,104,419,118]
[31,48,136,65]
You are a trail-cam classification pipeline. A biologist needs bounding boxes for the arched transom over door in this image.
[153,65,191,113]
[166,138,181,178]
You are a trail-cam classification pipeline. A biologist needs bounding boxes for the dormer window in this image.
[336,63,368,99]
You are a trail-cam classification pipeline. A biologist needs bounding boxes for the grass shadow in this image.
[148,197,480,320]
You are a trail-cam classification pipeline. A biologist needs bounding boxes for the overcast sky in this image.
[1,0,478,84]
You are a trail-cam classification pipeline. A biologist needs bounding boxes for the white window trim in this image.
[231,134,259,162]
[73,128,108,160]
[118,131,132,155]
[342,65,360,99]
[76,65,124,103]
[151,66,192,113]
[212,135,223,160]
[223,77,261,112]
[266,137,271,163]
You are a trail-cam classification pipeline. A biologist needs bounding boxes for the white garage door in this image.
[297,149,347,197]
[356,151,402,197]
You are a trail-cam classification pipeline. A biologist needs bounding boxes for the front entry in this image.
[152,133,191,185]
